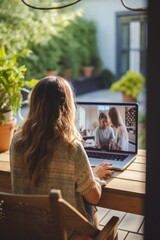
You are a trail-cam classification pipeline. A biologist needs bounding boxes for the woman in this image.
[95,112,115,150]
[10,76,102,238]
[108,107,128,151]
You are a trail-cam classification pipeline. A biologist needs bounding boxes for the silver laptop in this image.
[76,102,138,170]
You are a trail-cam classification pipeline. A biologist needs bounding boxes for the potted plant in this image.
[0,46,38,152]
[109,70,145,102]
[68,17,96,78]
[58,49,74,80]
[21,37,62,80]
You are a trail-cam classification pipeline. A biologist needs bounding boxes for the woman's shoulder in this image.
[57,138,84,153]
[10,131,22,154]
[118,125,127,134]
[12,131,22,143]
[54,139,86,163]
[109,126,114,131]
[72,140,84,150]
[71,140,87,157]
[95,127,100,132]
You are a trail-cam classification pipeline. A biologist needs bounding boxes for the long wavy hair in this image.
[108,107,124,128]
[14,76,81,186]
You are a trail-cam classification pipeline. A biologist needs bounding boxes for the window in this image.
[116,12,147,79]
[76,106,86,131]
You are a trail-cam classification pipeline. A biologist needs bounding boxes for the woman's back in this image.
[10,131,95,221]
[10,76,102,237]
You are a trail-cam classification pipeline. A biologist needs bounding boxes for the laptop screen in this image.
[76,102,138,154]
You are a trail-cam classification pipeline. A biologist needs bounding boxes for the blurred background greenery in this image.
[0,0,103,80]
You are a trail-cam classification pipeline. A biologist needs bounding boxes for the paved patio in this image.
[76,88,146,114]
[16,88,146,126]
[97,207,144,240]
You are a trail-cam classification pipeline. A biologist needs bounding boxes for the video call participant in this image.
[108,107,128,151]
[95,112,115,150]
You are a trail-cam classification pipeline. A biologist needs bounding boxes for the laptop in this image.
[76,102,138,170]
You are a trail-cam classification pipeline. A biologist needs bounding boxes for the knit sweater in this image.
[10,132,96,239]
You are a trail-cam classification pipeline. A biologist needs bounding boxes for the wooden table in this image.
[0,149,146,215]
[97,149,146,215]
[0,151,11,192]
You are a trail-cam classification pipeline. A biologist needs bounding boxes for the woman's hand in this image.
[93,163,114,180]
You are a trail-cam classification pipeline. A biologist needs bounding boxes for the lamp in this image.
[120,0,148,11]
[21,0,82,10]
[22,0,148,11]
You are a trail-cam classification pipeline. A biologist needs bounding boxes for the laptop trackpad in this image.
[89,157,117,167]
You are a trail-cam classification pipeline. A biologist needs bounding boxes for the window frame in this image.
[116,11,147,79]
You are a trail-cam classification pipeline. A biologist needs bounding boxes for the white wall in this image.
[76,0,147,75]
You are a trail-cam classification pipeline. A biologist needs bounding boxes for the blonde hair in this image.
[14,76,81,185]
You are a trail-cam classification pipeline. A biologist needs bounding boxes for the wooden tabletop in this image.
[0,149,146,215]
[97,149,146,215]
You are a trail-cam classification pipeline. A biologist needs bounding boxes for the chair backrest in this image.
[0,189,119,240]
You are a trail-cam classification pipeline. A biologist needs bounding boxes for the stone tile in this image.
[96,207,144,239]
[139,221,145,234]
[100,209,126,226]
[125,232,144,240]
[96,207,110,222]
[118,213,144,232]
[118,230,128,240]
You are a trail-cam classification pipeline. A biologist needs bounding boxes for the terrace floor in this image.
[76,88,146,115]
[17,88,146,126]
[97,207,144,240]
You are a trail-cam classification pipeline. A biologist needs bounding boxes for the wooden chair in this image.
[0,189,119,240]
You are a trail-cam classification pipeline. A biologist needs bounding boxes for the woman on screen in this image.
[108,107,128,151]
[95,112,115,150]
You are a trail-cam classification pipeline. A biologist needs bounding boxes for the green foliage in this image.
[110,70,145,98]
[0,46,38,121]
[101,69,115,88]
[0,1,101,80]
[138,113,146,148]
[138,112,146,123]
[65,16,101,68]
[22,37,63,79]
[20,15,101,79]
[0,0,72,54]
[138,129,146,149]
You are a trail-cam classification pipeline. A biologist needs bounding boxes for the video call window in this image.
[76,104,138,153]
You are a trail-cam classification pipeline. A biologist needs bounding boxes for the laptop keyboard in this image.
[86,150,128,161]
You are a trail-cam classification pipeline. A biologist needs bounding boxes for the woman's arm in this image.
[83,179,102,204]
[75,142,103,205]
